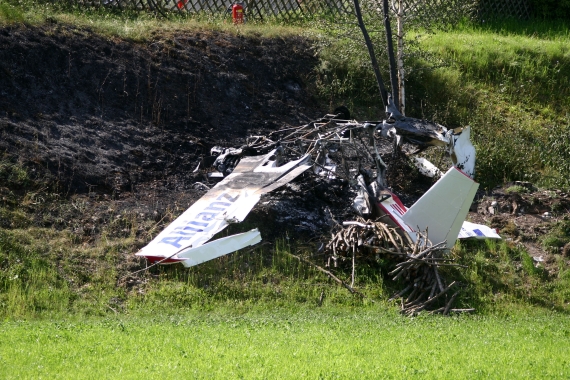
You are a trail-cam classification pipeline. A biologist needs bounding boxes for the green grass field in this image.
[1,308,569,379]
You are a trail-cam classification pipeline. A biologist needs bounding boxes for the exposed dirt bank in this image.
[0,23,321,195]
[1,23,568,275]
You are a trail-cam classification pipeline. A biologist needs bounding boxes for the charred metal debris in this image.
[168,108,482,315]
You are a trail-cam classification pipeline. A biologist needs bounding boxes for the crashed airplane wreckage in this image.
[135,0,499,315]
[136,108,500,270]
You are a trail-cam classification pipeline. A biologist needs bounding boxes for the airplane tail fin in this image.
[401,167,478,248]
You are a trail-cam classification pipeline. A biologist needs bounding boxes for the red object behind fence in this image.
[232,4,244,24]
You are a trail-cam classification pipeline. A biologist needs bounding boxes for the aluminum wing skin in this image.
[136,150,311,264]
[177,228,262,268]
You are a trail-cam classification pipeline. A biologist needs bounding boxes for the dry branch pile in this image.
[326,218,473,315]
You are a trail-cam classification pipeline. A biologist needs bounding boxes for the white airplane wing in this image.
[136,150,311,264]
[178,228,262,268]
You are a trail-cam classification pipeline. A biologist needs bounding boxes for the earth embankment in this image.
[0,24,321,195]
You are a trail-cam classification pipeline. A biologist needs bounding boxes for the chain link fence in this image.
[68,0,532,21]
[73,0,353,20]
[477,0,531,20]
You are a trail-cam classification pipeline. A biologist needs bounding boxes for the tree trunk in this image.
[352,0,389,110]
[396,0,405,115]
[382,0,399,111]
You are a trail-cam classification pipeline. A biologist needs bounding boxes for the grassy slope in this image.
[413,22,570,190]
[1,2,570,319]
[2,168,570,320]
[1,309,569,378]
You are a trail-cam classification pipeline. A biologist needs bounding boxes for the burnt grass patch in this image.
[0,23,321,196]
[0,23,434,245]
